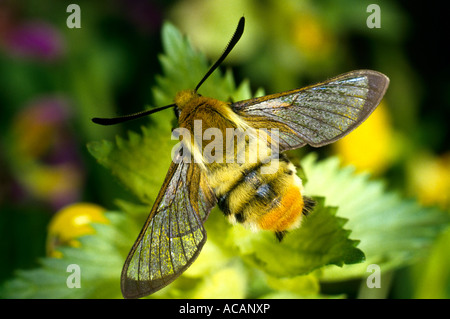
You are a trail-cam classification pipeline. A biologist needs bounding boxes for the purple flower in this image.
[2,21,65,61]
[9,96,84,209]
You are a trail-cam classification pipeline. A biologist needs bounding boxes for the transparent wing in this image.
[121,152,216,299]
[232,70,389,150]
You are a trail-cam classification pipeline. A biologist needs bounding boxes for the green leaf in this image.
[87,21,255,205]
[83,22,367,297]
[153,22,254,106]
[87,112,175,205]
[85,21,366,289]
[0,213,137,299]
[260,273,345,298]
[8,21,447,299]
[226,197,364,278]
[301,154,450,281]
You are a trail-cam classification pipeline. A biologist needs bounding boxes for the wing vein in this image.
[167,191,175,278]
[297,105,358,122]
[137,229,143,282]
[303,99,363,112]
[175,199,189,270]
[295,109,345,132]
[251,109,327,141]
[149,215,156,281]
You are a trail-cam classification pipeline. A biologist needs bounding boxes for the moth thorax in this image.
[174,90,199,111]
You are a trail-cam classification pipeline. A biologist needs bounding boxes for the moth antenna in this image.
[195,16,245,92]
[92,17,244,126]
[92,104,175,126]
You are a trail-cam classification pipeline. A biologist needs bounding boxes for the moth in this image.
[92,17,389,298]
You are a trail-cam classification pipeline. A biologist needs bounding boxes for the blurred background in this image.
[0,0,448,298]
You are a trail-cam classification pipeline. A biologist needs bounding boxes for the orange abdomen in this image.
[257,184,304,232]
[214,155,315,240]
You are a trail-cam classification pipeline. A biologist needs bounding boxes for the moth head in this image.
[174,90,199,111]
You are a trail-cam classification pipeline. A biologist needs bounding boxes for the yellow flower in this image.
[292,13,335,61]
[19,163,83,207]
[47,203,108,258]
[8,97,83,208]
[407,152,450,210]
[333,101,394,175]
[191,266,247,299]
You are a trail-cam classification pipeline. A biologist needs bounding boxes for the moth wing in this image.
[121,152,216,299]
[232,70,389,150]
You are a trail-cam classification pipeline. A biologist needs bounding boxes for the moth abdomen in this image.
[210,156,307,234]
